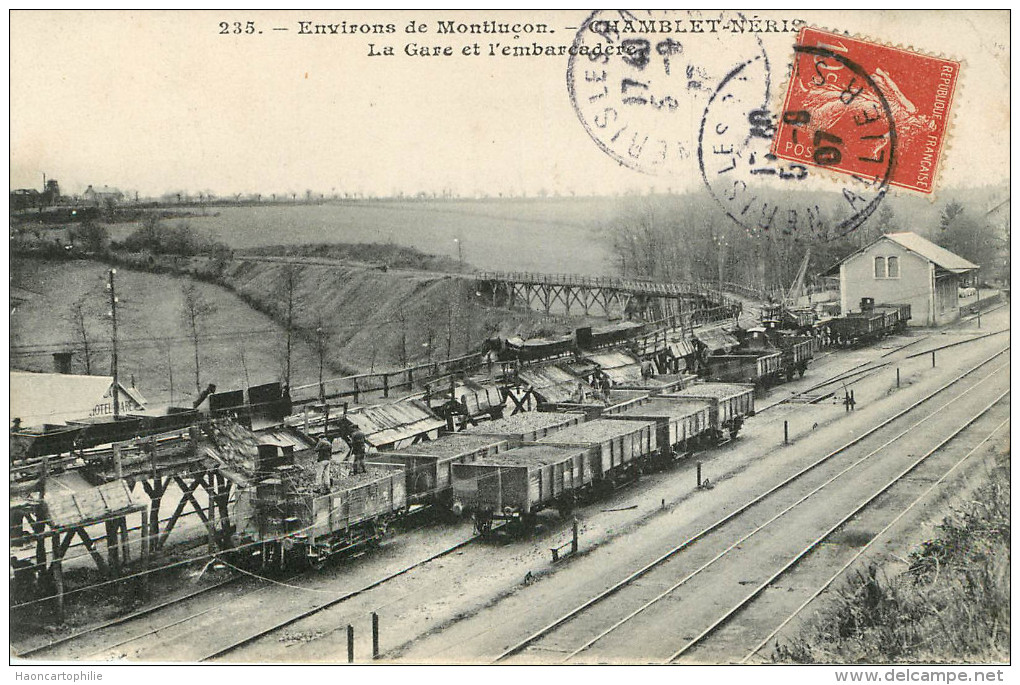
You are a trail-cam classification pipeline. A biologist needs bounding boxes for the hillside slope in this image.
[221,258,599,374]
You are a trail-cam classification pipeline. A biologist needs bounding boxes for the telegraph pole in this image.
[108,269,121,419]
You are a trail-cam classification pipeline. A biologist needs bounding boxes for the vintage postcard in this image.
[9,10,1010,672]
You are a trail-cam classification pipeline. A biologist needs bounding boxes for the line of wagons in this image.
[234,381,755,570]
[761,298,912,348]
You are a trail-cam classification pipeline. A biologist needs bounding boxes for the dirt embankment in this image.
[220,258,596,374]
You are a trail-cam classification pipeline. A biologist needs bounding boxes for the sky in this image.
[9,10,1010,199]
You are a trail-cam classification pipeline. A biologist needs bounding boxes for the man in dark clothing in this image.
[349,425,367,475]
[315,436,333,489]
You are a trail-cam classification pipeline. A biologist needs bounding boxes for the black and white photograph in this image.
[8,9,1012,674]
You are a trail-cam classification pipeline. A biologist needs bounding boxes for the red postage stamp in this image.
[771,27,961,194]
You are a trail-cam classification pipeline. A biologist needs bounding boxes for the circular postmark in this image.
[699,44,897,240]
[567,10,771,177]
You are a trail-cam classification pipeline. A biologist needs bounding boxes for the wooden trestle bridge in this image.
[474,271,751,320]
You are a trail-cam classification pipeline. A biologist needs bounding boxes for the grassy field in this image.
[102,197,628,275]
[10,257,325,409]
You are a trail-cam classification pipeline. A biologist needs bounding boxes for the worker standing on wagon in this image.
[349,424,368,475]
[315,435,333,490]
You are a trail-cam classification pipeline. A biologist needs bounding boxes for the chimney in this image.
[52,351,73,374]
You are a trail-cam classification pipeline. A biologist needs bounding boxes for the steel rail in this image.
[757,324,1010,413]
[557,376,1008,663]
[666,388,1010,663]
[14,575,240,658]
[491,345,1008,662]
[740,411,1011,664]
[198,533,480,661]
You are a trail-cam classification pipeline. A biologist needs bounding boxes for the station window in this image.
[874,256,886,278]
[887,256,899,278]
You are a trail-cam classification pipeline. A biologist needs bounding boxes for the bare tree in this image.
[314,318,328,401]
[396,305,409,368]
[180,283,217,392]
[282,265,300,387]
[67,296,96,374]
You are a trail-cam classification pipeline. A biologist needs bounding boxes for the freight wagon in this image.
[612,373,697,395]
[702,351,783,388]
[612,397,714,463]
[540,388,650,420]
[739,328,815,381]
[451,445,598,533]
[663,383,755,440]
[366,434,509,508]
[828,299,911,347]
[235,463,406,570]
[537,418,658,496]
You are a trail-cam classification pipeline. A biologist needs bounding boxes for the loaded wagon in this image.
[542,388,651,420]
[537,418,658,494]
[451,445,598,533]
[829,311,886,347]
[613,373,698,395]
[612,397,714,463]
[739,327,814,381]
[459,410,585,446]
[663,383,755,441]
[236,464,406,570]
[367,434,509,508]
[828,299,911,346]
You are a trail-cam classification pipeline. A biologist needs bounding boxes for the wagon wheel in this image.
[473,514,493,536]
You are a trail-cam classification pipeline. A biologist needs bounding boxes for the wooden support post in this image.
[347,624,355,663]
[932,350,936,367]
[51,532,64,622]
[897,368,901,388]
[352,377,359,404]
[372,612,380,660]
[113,442,123,481]
[105,520,121,575]
[139,510,150,597]
[383,374,389,398]
[696,462,702,489]
[303,405,310,434]
[119,516,130,565]
[33,519,47,576]
[784,420,789,445]
[206,475,217,554]
[143,476,165,557]
[571,518,579,555]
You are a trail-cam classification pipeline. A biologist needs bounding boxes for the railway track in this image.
[668,391,1010,664]
[14,573,241,659]
[197,533,480,661]
[757,322,1010,413]
[17,521,480,662]
[739,403,1010,664]
[493,345,1009,663]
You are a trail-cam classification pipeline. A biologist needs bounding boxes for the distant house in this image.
[825,232,978,326]
[10,372,147,428]
[10,189,42,211]
[82,184,124,206]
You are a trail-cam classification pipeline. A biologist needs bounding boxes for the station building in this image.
[826,232,978,326]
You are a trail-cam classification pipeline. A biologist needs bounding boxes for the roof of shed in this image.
[824,231,978,275]
[10,372,146,427]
